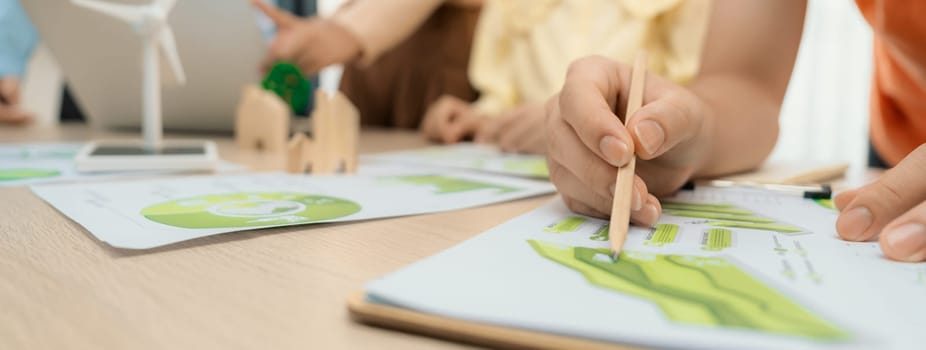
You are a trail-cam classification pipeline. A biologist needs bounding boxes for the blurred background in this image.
[20,0,874,173]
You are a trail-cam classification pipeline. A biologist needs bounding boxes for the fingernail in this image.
[884,223,926,259]
[634,120,665,155]
[837,206,873,240]
[632,190,643,211]
[599,136,630,167]
[645,204,659,228]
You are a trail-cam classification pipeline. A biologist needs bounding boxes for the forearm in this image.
[689,74,782,178]
[332,0,444,65]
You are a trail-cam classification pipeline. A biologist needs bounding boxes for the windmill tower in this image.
[72,0,217,172]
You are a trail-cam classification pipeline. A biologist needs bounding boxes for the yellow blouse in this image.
[469,0,712,116]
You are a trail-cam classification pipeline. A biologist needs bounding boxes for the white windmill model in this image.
[73,0,217,172]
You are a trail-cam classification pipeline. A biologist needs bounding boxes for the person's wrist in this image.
[323,19,363,63]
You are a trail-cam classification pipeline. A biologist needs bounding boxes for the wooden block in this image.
[330,91,360,173]
[287,90,362,175]
[310,90,336,174]
[235,85,290,152]
[286,132,312,174]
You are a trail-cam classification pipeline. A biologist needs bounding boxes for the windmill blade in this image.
[72,0,144,24]
[157,0,179,13]
[158,26,186,85]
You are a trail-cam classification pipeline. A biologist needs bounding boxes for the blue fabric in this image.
[0,0,38,77]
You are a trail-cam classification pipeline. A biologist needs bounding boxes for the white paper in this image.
[367,187,926,350]
[0,142,245,187]
[31,164,555,249]
[363,143,549,179]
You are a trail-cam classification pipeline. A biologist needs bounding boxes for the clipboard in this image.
[347,293,642,350]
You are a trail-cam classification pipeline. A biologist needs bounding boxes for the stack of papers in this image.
[366,187,925,349]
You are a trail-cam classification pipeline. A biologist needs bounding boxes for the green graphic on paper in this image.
[590,224,610,241]
[702,228,733,251]
[528,240,848,340]
[385,174,520,194]
[813,199,836,210]
[502,159,549,178]
[0,168,61,181]
[644,224,679,247]
[544,216,586,233]
[662,201,806,235]
[141,192,361,229]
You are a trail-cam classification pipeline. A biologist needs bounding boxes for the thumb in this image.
[625,90,703,160]
[836,145,926,242]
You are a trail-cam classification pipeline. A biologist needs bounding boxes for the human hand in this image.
[420,95,486,143]
[475,102,547,154]
[0,77,32,125]
[834,145,926,262]
[545,56,710,226]
[252,0,361,75]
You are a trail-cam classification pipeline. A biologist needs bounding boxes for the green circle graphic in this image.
[141,192,361,229]
[0,168,61,181]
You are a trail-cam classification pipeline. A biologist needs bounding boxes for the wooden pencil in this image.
[609,52,648,261]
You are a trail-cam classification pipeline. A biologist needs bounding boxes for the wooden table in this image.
[0,124,554,350]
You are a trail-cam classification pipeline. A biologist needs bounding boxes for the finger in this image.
[833,189,859,211]
[251,0,297,28]
[880,200,926,262]
[550,161,613,217]
[625,90,703,160]
[547,113,617,200]
[421,98,454,141]
[559,56,635,167]
[631,193,662,227]
[561,195,609,219]
[837,145,926,241]
[442,112,483,143]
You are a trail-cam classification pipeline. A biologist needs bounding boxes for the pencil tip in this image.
[610,251,620,262]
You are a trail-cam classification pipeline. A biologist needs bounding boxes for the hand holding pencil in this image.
[543,55,713,230]
[608,53,648,260]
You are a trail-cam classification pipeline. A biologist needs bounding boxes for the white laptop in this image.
[22,0,267,132]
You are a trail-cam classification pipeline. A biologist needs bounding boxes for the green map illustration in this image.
[662,201,805,234]
[384,175,520,194]
[141,192,361,229]
[527,240,847,340]
[0,168,61,182]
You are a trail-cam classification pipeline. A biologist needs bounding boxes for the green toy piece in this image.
[262,62,312,115]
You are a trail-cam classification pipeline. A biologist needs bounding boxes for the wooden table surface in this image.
[0,124,554,350]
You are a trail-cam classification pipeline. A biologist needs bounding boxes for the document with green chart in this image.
[363,143,549,179]
[31,164,555,249]
[366,187,925,349]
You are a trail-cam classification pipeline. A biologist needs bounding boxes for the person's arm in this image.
[253,0,454,75]
[544,0,806,224]
[0,0,38,125]
[331,0,446,65]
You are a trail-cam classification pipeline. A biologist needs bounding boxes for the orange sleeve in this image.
[856,0,926,166]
